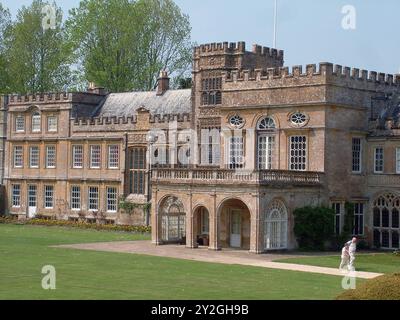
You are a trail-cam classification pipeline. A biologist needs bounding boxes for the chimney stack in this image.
[87,82,107,95]
[157,70,170,96]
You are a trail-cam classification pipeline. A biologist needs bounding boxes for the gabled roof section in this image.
[94,89,191,118]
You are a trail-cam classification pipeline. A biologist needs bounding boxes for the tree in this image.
[0,3,11,93]
[66,0,192,92]
[293,206,335,250]
[4,0,73,94]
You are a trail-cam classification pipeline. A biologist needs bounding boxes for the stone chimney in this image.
[157,71,170,96]
[87,82,107,95]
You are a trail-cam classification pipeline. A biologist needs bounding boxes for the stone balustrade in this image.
[151,168,323,186]
[367,174,400,187]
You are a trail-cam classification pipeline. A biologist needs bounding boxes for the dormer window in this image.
[31,112,41,132]
[15,115,25,132]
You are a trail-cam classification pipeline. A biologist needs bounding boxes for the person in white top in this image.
[339,243,350,271]
[345,237,357,271]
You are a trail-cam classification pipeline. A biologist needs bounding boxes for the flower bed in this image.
[0,216,151,233]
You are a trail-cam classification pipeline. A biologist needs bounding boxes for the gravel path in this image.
[54,241,382,279]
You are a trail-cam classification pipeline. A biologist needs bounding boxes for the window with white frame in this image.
[31,112,41,132]
[353,202,364,236]
[13,146,23,168]
[106,187,117,212]
[90,145,101,168]
[129,148,146,195]
[46,145,56,168]
[29,146,39,168]
[12,184,21,207]
[289,136,307,171]
[396,148,400,174]
[88,186,99,211]
[71,186,81,210]
[44,185,54,209]
[374,147,384,173]
[229,136,244,169]
[108,145,119,169]
[15,115,25,132]
[331,202,342,235]
[47,116,58,132]
[352,138,362,173]
[258,136,275,170]
[72,145,83,168]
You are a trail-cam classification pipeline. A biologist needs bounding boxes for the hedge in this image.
[0,216,151,233]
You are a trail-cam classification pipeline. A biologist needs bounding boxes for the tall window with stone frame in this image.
[108,145,119,169]
[106,187,118,213]
[396,147,400,174]
[88,186,99,211]
[353,202,364,236]
[72,145,83,168]
[129,148,146,195]
[44,185,54,209]
[12,184,21,207]
[45,145,56,168]
[90,145,101,168]
[201,76,222,106]
[257,117,276,170]
[15,115,25,132]
[289,136,307,171]
[31,112,41,132]
[47,116,58,132]
[70,186,81,210]
[374,147,384,173]
[331,202,342,235]
[228,136,244,169]
[29,146,39,168]
[352,138,362,173]
[13,146,23,168]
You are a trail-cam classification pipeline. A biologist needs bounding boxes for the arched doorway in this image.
[218,199,251,250]
[264,199,288,250]
[193,207,210,247]
[373,193,400,249]
[159,196,186,243]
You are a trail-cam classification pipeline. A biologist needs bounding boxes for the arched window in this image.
[264,200,288,250]
[257,117,276,170]
[31,111,41,132]
[373,193,400,249]
[160,196,186,243]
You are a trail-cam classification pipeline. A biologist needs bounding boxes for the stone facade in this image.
[2,41,400,252]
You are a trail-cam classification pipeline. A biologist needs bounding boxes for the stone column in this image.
[151,188,161,245]
[208,194,220,250]
[250,194,262,253]
[185,193,197,248]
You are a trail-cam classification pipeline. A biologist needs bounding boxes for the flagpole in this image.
[273,0,278,48]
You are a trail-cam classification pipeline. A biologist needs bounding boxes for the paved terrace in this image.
[55,241,382,279]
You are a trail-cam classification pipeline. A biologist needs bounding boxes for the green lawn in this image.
[275,253,400,274]
[0,224,351,300]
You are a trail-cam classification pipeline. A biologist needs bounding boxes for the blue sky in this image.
[3,0,400,74]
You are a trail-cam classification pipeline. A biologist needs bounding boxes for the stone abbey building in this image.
[2,42,400,252]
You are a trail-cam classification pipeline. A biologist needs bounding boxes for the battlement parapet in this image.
[223,63,400,88]
[194,42,284,59]
[8,92,72,104]
[149,113,191,123]
[71,113,191,129]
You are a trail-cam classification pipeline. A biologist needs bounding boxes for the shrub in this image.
[293,206,335,251]
[336,273,400,300]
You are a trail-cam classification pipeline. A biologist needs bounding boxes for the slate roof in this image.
[94,89,191,117]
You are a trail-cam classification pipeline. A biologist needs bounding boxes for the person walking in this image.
[345,237,357,271]
[339,243,350,271]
